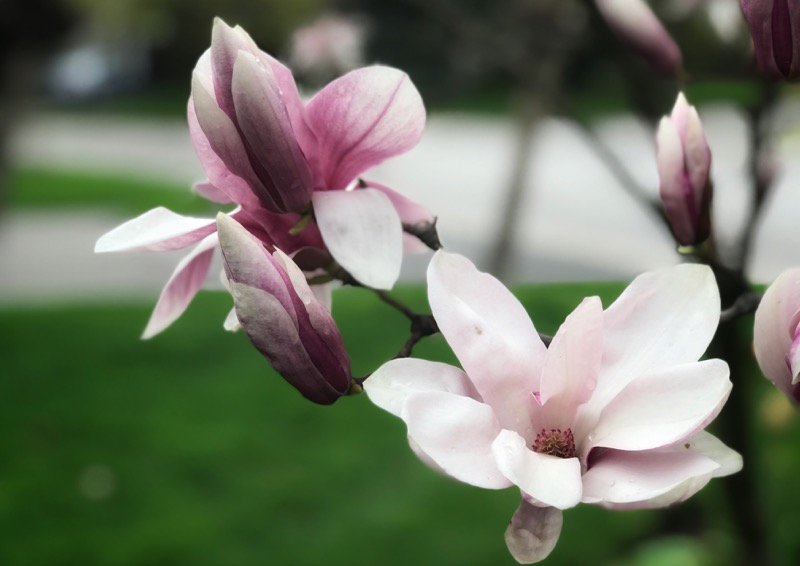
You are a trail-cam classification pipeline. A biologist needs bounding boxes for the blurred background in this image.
[3,0,800,564]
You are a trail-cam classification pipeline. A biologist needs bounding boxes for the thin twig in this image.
[719,291,762,324]
[573,118,667,226]
[737,83,779,271]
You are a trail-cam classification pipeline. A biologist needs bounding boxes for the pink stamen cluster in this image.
[532,428,576,459]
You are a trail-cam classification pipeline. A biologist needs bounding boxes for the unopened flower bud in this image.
[595,0,683,75]
[656,92,712,246]
[217,213,352,405]
[740,0,800,80]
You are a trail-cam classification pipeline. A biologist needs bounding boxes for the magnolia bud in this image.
[740,0,800,80]
[656,93,712,246]
[595,0,683,75]
[217,213,352,405]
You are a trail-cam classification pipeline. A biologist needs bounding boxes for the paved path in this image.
[2,108,799,304]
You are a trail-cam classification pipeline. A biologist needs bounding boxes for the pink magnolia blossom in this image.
[656,92,713,246]
[754,268,800,403]
[740,0,800,80]
[95,18,430,337]
[216,213,351,404]
[595,0,683,75]
[365,251,741,563]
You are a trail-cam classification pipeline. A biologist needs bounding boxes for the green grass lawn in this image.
[2,284,799,566]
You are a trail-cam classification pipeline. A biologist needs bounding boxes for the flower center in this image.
[532,428,576,459]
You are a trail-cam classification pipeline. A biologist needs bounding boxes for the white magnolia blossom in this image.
[366,251,741,563]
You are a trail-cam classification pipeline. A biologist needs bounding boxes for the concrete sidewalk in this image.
[2,108,799,304]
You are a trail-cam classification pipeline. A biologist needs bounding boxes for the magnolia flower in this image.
[656,92,713,247]
[96,18,431,337]
[740,0,800,80]
[595,0,683,75]
[365,251,741,563]
[216,213,351,404]
[754,268,800,403]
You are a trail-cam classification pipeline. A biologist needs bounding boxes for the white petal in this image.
[313,188,402,290]
[588,359,731,452]
[142,233,218,339]
[223,307,241,332]
[95,207,217,253]
[505,501,563,564]
[538,297,603,429]
[492,429,582,510]
[400,391,511,489]
[581,447,720,508]
[427,250,546,438]
[592,264,720,409]
[754,268,800,400]
[364,358,478,417]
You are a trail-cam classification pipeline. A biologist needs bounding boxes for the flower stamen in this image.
[532,428,576,459]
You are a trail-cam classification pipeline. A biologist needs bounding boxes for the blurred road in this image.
[2,107,800,304]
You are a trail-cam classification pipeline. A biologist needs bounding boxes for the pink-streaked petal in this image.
[538,297,603,429]
[593,264,720,409]
[587,359,731,452]
[364,358,478,417]
[505,501,562,565]
[754,268,800,400]
[192,73,280,211]
[367,181,434,226]
[313,188,402,290]
[228,282,344,404]
[368,180,436,254]
[188,95,260,209]
[492,429,582,510]
[193,181,233,204]
[682,104,711,207]
[216,213,296,322]
[307,66,425,190]
[595,0,682,75]
[656,116,695,245]
[142,233,218,339]
[271,249,350,374]
[400,391,511,489]
[427,251,546,439]
[581,447,720,508]
[232,51,314,212]
[95,207,217,253]
[210,18,261,118]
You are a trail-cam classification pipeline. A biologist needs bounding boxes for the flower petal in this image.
[307,66,425,190]
[188,96,260,208]
[587,359,731,452]
[754,268,800,400]
[364,358,478,417]
[592,264,720,409]
[232,51,314,212]
[492,429,582,509]
[581,446,721,508]
[95,207,217,253]
[142,233,218,339]
[538,297,603,429]
[313,188,403,290]
[367,180,436,254]
[400,391,511,489]
[505,501,563,565]
[192,72,280,211]
[228,282,344,404]
[427,251,547,438]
